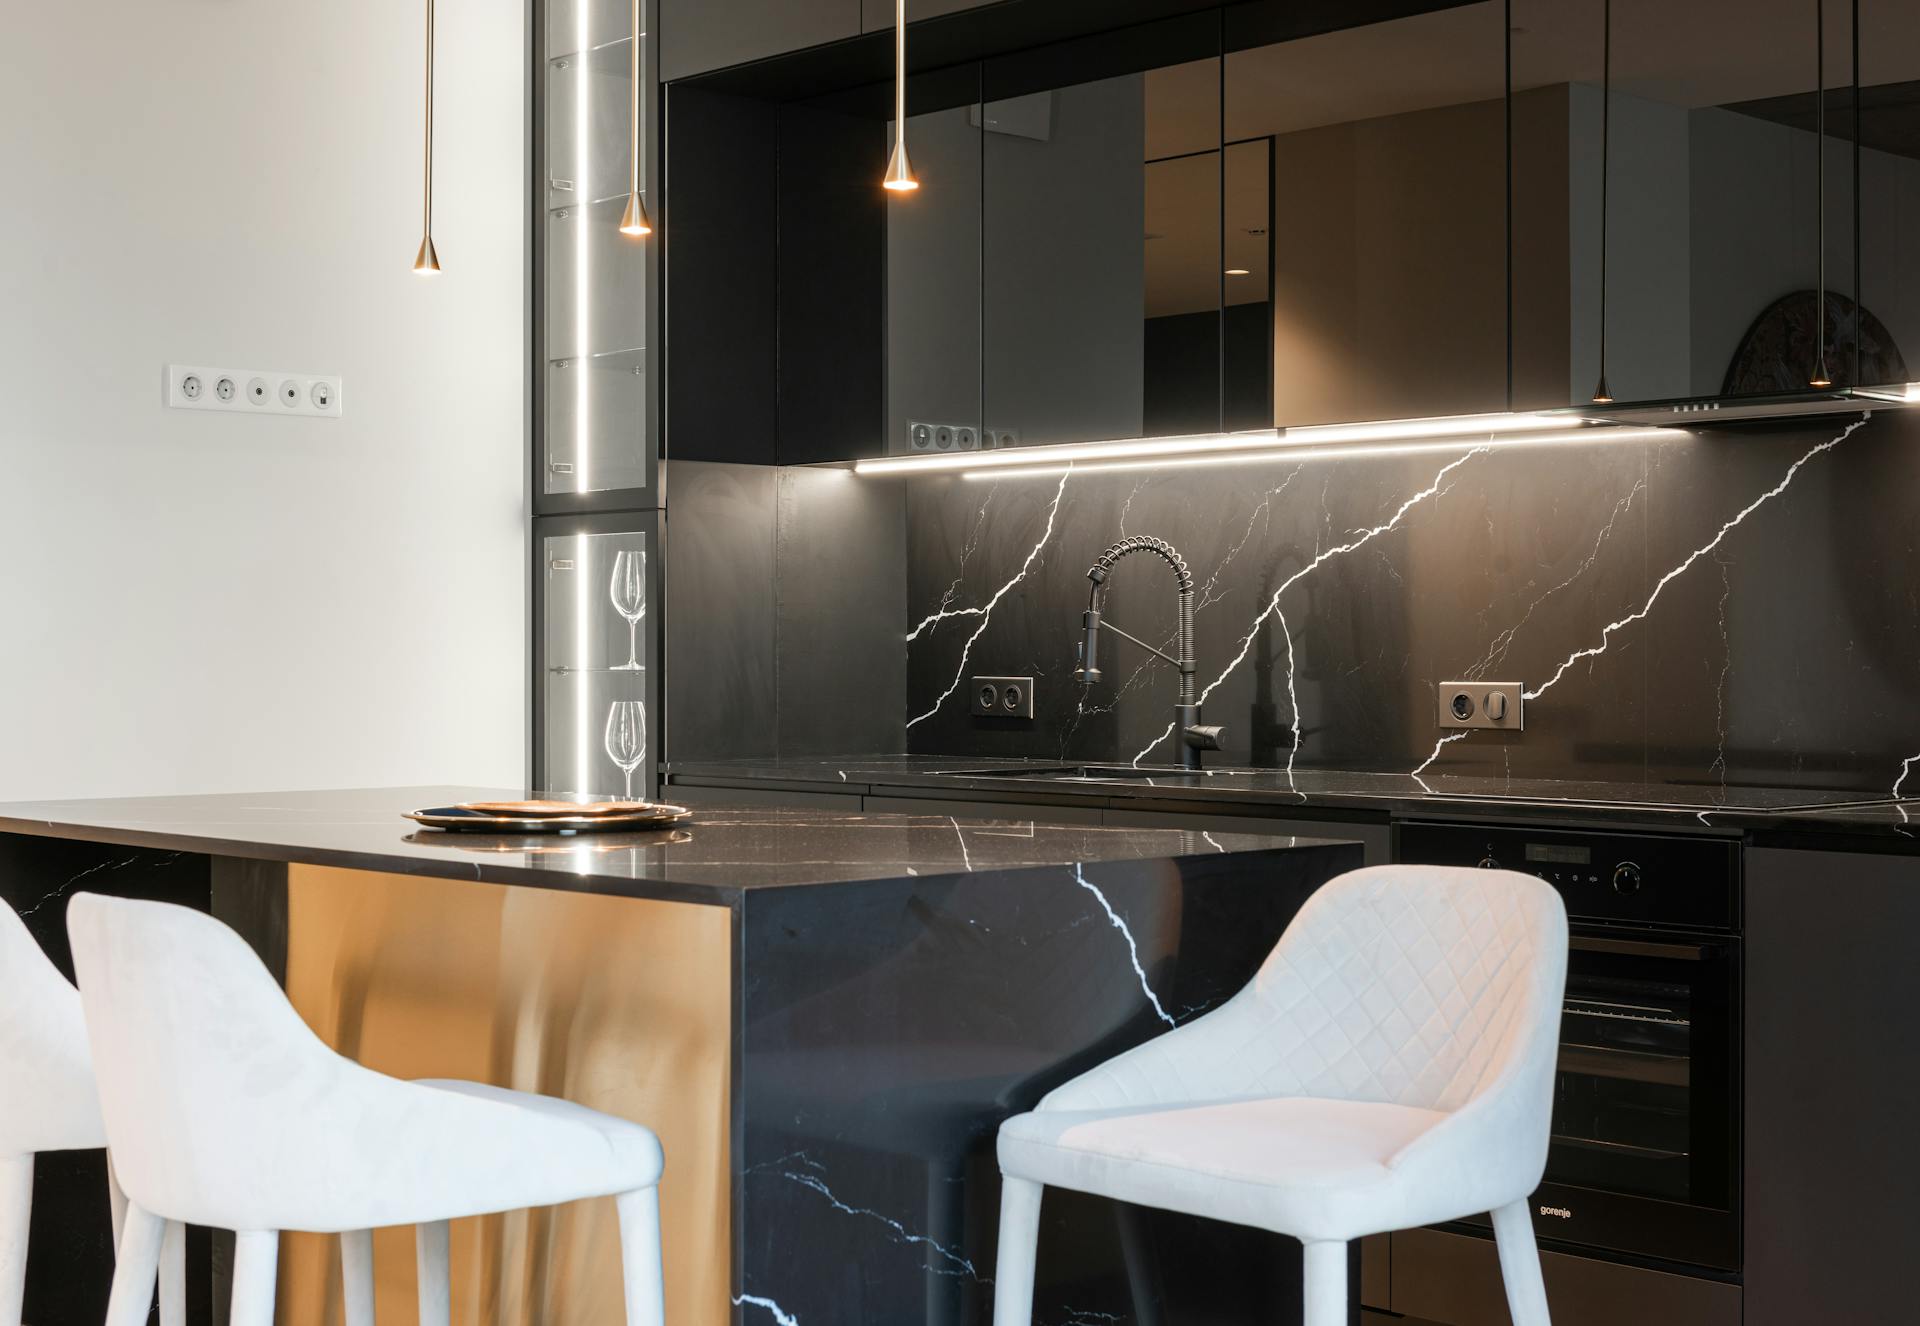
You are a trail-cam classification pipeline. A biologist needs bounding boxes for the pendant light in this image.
[1809,0,1834,388]
[618,0,653,236]
[882,0,918,191]
[413,0,441,273]
[1590,0,1612,403]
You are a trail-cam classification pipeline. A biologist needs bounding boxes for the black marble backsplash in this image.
[899,409,1920,798]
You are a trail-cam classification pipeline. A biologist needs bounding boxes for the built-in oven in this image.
[1396,822,1741,1275]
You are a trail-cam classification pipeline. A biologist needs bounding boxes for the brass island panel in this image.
[277,865,731,1326]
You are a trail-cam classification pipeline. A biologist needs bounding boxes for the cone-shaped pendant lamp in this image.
[1590,0,1611,402]
[413,0,441,273]
[1809,0,1833,388]
[882,0,918,191]
[618,0,653,236]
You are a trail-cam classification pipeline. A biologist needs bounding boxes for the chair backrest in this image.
[0,899,106,1154]
[1239,864,1567,1112]
[65,892,357,1216]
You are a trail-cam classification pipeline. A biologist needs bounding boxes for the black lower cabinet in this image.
[1745,846,1920,1326]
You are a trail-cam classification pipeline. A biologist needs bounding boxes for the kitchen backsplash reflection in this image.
[901,410,1920,797]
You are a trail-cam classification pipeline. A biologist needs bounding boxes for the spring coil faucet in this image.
[1076,536,1225,770]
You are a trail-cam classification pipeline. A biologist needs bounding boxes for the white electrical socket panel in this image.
[166,365,343,418]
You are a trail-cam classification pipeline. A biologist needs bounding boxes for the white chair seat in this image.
[998,1096,1446,1242]
[410,1079,664,1212]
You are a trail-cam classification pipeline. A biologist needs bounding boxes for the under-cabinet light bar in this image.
[851,411,1580,477]
[953,427,1680,480]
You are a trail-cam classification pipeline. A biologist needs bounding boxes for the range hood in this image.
[1561,385,1911,428]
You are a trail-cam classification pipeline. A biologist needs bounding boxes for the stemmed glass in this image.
[603,701,647,801]
[609,549,647,671]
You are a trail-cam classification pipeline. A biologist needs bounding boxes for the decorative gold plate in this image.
[405,804,692,834]
[458,799,644,818]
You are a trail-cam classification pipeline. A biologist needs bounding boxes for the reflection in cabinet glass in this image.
[543,0,652,498]
[543,529,651,797]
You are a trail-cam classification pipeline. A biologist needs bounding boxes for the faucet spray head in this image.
[1076,609,1102,685]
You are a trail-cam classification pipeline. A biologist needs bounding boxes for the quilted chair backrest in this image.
[1241,865,1567,1112]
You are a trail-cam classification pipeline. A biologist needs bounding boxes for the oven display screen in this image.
[1525,842,1591,865]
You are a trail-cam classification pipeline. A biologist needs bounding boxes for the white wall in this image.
[0,0,527,800]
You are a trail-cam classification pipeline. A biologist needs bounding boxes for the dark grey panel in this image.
[860,0,1000,31]
[658,0,859,82]
[663,461,779,761]
[775,467,908,755]
[663,86,779,464]
[1745,847,1920,1326]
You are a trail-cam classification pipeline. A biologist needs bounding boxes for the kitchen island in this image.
[0,788,1362,1326]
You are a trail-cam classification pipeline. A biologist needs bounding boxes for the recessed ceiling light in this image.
[1225,268,1251,276]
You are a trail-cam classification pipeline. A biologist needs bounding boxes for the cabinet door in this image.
[536,516,659,798]
[980,14,1223,449]
[1226,1,1506,427]
[659,0,859,81]
[1745,845,1920,1326]
[1511,0,1858,408]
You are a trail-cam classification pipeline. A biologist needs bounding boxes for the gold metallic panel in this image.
[277,866,731,1326]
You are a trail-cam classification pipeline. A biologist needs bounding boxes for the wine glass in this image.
[603,701,647,801]
[609,549,647,671]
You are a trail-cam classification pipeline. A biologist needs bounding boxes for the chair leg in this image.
[990,1177,1044,1326]
[104,1203,165,1326]
[230,1231,280,1326]
[0,1156,31,1326]
[1491,1200,1552,1326]
[341,1229,375,1326]
[1301,1240,1347,1326]
[417,1220,451,1326]
[105,1154,128,1251]
[159,1221,187,1326]
[614,1188,666,1326]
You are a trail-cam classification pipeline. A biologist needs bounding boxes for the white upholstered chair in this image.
[992,864,1569,1326]
[0,899,185,1326]
[65,893,667,1326]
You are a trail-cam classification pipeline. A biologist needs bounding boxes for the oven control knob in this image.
[1612,862,1644,896]
[1477,856,1499,870]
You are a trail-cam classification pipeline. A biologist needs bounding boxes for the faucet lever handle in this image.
[1182,724,1226,752]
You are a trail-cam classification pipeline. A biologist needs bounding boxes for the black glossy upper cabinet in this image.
[659,0,859,82]
[861,0,999,29]
[1854,0,1920,392]
[974,16,1226,447]
[1512,0,1862,408]
[1223,1,1508,428]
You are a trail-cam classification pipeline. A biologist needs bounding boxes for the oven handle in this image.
[1570,935,1720,962]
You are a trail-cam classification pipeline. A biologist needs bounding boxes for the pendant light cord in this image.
[895,0,908,136]
[1814,0,1830,384]
[422,0,435,238]
[631,0,642,197]
[1595,0,1610,399]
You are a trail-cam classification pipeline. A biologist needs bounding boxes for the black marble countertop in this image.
[0,786,1347,906]
[665,755,1920,842]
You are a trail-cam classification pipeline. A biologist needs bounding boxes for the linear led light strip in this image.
[853,411,1606,477]
[954,426,1681,480]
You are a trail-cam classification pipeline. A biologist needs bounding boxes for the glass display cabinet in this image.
[534,516,659,798]
[532,0,660,793]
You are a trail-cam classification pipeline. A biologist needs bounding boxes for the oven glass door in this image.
[1538,929,1738,1266]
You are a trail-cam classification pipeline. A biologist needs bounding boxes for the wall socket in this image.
[907,421,1020,453]
[1437,681,1525,730]
[971,675,1036,720]
[167,364,343,418]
